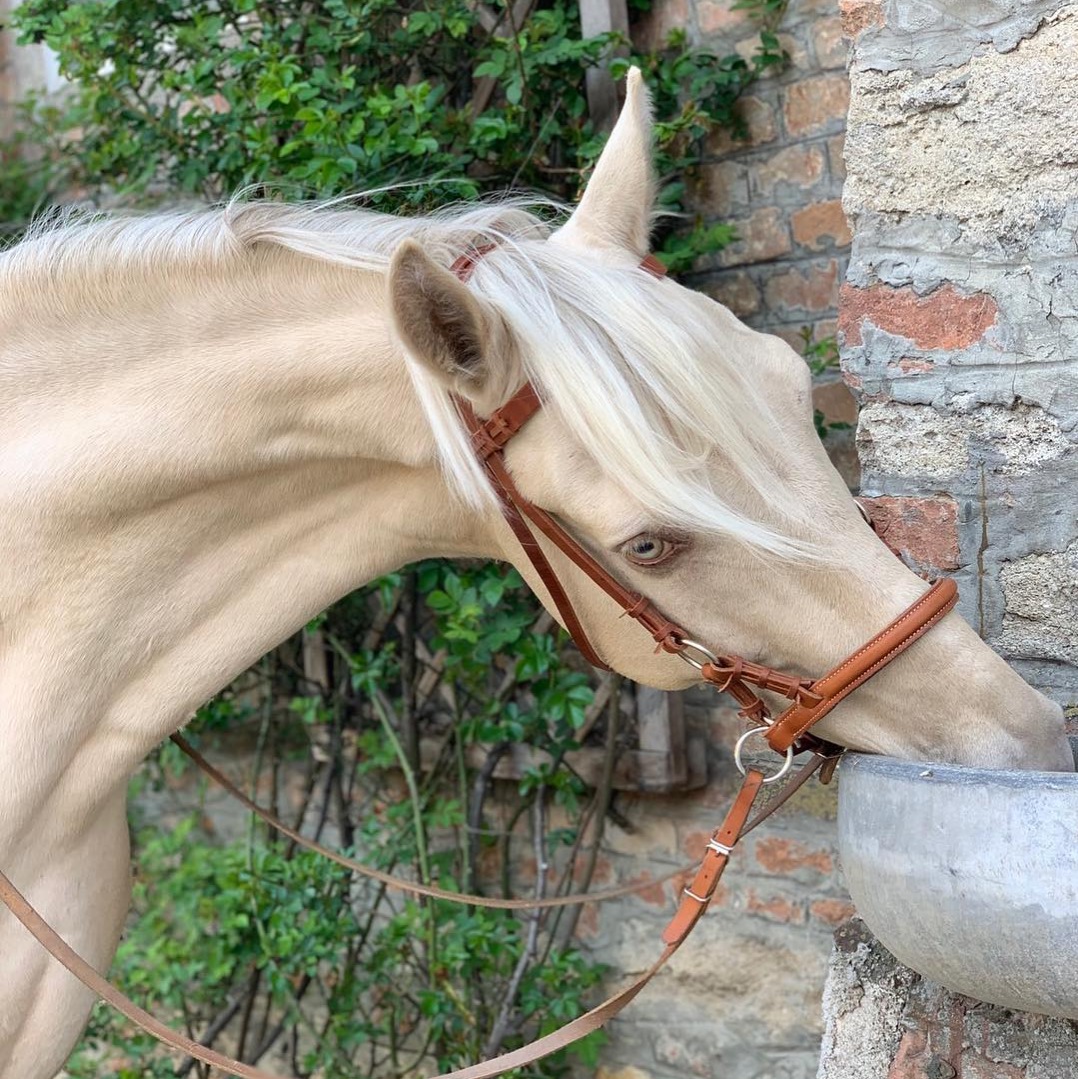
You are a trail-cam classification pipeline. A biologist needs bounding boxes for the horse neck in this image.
[0,248,492,829]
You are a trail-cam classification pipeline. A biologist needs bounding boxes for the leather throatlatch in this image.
[0,241,962,1079]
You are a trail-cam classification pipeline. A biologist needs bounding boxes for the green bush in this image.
[11,0,785,257]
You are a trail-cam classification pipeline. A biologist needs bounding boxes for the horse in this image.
[0,68,1071,1079]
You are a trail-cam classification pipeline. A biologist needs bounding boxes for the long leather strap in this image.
[0,767,769,1079]
[169,733,685,908]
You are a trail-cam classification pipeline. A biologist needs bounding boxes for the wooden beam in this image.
[578,0,629,133]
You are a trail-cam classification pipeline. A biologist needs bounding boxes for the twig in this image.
[483,788,547,1058]
[173,975,252,1076]
[556,675,622,946]
[466,741,512,892]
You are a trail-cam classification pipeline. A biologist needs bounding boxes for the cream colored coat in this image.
[0,70,1069,1079]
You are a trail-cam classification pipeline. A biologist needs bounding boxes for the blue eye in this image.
[621,534,680,566]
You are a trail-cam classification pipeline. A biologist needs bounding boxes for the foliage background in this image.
[0,1,832,1075]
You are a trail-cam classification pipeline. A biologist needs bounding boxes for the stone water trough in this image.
[836,740,1078,1019]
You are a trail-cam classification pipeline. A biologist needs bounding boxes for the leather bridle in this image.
[448,245,959,776]
[0,244,960,1079]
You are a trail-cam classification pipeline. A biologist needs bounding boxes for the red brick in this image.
[810,898,857,925]
[697,0,756,36]
[792,199,852,251]
[888,1031,930,1079]
[812,16,849,68]
[706,95,777,154]
[783,74,850,137]
[840,283,999,350]
[840,0,885,36]
[719,207,792,268]
[746,889,806,924]
[828,134,847,180]
[752,145,826,196]
[705,271,761,317]
[754,837,833,875]
[764,259,840,316]
[859,496,960,571]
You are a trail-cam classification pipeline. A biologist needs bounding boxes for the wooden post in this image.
[578,0,629,133]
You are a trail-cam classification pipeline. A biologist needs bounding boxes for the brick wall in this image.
[639,0,851,350]
[820,1,1078,1073]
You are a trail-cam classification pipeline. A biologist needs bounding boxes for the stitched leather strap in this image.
[0,765,770,1079]
[766,577,959,753]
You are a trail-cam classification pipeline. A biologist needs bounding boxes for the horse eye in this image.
[620,534,680,567]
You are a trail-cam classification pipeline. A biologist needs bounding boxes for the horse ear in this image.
[388,240,518,400]
[554,67,656,259]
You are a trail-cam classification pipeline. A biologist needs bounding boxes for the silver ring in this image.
[675,638,719,671]
[734,727,795,784]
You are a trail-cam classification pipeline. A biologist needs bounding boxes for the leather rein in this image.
[0,246,959,1079]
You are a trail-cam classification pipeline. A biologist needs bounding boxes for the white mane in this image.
[2,197,817,559]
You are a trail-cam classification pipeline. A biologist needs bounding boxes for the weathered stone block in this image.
[703,270,762,317]
[691,159,751,217]
[858,495,959,571]
[750,144,829,202]
[819,921,1078,1079]
[763,259,842,318]
[998,541,1078,664]
[844,10,1078,239]
[704,94,779,155]
[792,198,852,250]
[783,73,851,136]
[812,15,850,68]
[718,206,793,267]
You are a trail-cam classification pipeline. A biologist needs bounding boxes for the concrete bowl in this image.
[836,741,1078,1019]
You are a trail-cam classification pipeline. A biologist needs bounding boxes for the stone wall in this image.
[838,0,1078,706]
[821,1,1078,1075]
[819,921,1078,1079]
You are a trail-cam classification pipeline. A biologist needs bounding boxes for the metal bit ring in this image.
[674,638,719,672]
[734,727,795,784]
